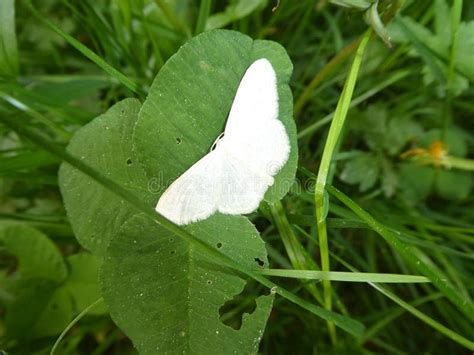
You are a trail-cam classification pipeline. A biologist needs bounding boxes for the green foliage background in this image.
[0,0,473,354]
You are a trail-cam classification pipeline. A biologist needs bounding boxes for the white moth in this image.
[156,58,290,225]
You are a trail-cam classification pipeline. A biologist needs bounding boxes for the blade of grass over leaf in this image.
[50,298,104,355]
[314,28,371,343]
[327,185,474,322]
[0,114,365,339]
[259,269,430,283]
[24,0,144,98]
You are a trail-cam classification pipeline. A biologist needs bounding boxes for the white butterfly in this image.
[156,58,290,225]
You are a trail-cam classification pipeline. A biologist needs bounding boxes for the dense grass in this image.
[1,0,473,354]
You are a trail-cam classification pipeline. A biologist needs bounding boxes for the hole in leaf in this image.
[216,242,223,249]
[254,257,265,267]
[0,249,18,277]
[176,137,182,144]
[170,250,176,255]
[207,280,212,285]
[219,279,262,330]
[126,158,133,165]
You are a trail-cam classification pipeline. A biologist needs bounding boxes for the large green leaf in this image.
[134,29,297,204]
[101,213,274,354]
[59,98,151,255]
[103,30,298,353]
[60,30,298,353]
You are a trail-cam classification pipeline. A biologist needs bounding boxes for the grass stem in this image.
[314,29,371,344]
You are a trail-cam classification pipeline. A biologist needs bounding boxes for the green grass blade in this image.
[24,0,144,98]
[327,184,474,322]
[297,69,410,138]
[297,224,474,350]
[269,201,324,305]
[260,269,430,283]
[447,0,463,91]
[0,114,366,339]
[0,91,71,140]
[50,298,104,355]
[0,0,19,76]
[314,29,371,342]
[0,150,59,173]
[195,0,212,35]
[359,292,445,344]
[369,284,474,350]
[156,0,191,38]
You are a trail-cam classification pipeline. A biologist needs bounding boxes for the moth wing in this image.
[156,150,222,225]
[223,58,290,177]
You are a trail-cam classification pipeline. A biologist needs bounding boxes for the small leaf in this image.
[358,104,387,151]
[399,162,436,204]
[381,158,398,197]
[385,116,423,155]
[340,153,380,192]
[436,170,472,200]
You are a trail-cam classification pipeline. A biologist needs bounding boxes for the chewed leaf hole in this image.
[0,249,18,276]
[216,242,223,249]
[254,257,265,267]
[219,279,260,330]
[126,158,133,165]
[176,137,182,144]
[170,250,176,255]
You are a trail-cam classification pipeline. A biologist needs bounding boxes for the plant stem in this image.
[195,0,212,34]
[447,0,463,91]
[51,298,104,355]
[314,29,371,344]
